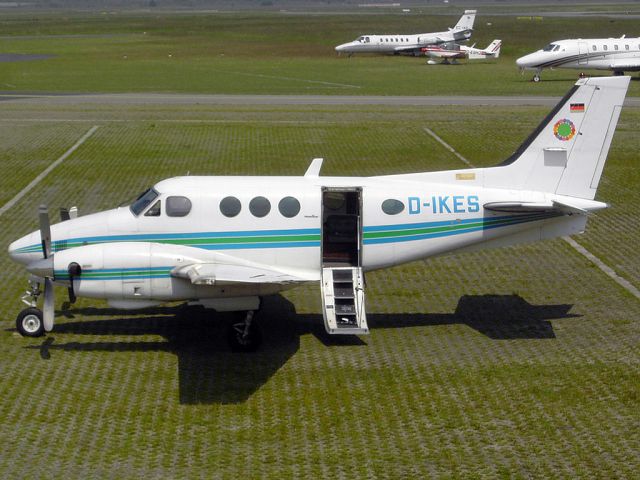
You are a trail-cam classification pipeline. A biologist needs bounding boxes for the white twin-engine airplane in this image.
[8,76,629,351]
[517,36,640,82]
[334,10,476,56]
[423,39,501,64]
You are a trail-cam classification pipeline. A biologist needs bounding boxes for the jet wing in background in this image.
[608,61,640,71]
[392,45,424,54]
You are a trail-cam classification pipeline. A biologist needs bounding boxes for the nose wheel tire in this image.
[16,308,45,337]
[532,74,541,82]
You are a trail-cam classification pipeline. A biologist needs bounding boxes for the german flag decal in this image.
[570,103,585,112]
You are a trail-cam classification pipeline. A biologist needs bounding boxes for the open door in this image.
[578,41,589,65]
[321,188,361,267]
[320,188,368,335]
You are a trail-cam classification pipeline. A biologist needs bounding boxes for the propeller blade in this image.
[60,207,70,222]
[43,277,55,332]
[38,205,52,259]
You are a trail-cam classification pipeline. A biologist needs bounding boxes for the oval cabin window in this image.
[381,199,405,215]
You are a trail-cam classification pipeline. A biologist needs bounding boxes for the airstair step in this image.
[333,285,355,298]
[332,269,353,282]
[321,267,368,335]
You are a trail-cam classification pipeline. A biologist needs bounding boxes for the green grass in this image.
[0,123,89,205]
[0,101,638,478]
[1,11,640,95]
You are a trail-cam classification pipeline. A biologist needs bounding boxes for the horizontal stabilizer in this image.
[172,262,312,286]
[484,201,557,213]
[484,197,606,214]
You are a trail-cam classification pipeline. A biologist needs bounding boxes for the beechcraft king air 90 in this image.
[8,76,630,351]
[334,10,476,56]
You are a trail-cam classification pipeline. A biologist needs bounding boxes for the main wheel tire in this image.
[533,74,541,83]
[16,308,45,337]
[227,321,263,353]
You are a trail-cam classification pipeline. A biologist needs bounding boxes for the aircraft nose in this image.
[8,233,38,265]
[516,54,532,68]
[335,44,346,52]
[8,238,26,264]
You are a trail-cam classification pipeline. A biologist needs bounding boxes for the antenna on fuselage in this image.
[304,158,323,177]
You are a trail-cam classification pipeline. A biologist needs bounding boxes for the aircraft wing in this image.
[171,262,315,286]
[392,45,422,54]
[608,61,640,71]
[421,45,464,58]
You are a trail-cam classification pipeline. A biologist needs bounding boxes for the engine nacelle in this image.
[52,242,203,301]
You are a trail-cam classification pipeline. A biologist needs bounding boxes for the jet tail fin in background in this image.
[484,76,629,200]
[453,10,477,31]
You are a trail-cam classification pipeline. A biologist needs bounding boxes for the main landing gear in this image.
[532,73,541,83]
[227,310,263,352]
[16,280,45,337]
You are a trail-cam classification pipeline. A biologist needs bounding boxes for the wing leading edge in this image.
[171,262,316,286]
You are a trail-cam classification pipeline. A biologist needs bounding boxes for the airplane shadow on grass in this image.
[24,294,579,405]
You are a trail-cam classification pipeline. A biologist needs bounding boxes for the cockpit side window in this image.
[144,200,161,217]
[130,188,159,216]
[542,43,557,52]
[166,196,192,217]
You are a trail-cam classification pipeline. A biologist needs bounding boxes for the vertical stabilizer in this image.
[453,10,477,31]
[486,39,501,58]
[484,76,629,199]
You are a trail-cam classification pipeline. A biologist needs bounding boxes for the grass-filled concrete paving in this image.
[0,99,638,478]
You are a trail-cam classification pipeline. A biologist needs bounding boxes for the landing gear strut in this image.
[16,280,45,337]
[227,310,262,352]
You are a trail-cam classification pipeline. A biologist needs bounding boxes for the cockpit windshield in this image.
[542,43,559,52]
[130,188,159,216]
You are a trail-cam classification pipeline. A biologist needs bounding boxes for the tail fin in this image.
[484,76,629,200]
[485,39,501,58]
[453,10,476,31]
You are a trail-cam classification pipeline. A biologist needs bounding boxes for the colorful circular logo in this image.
[553,119,576,141]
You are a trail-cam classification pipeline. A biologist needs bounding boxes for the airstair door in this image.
[320,187,368,335]
[578,42,589,65]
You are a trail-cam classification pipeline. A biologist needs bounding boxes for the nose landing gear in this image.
[16,307,44,337]
[16,280,45,337]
